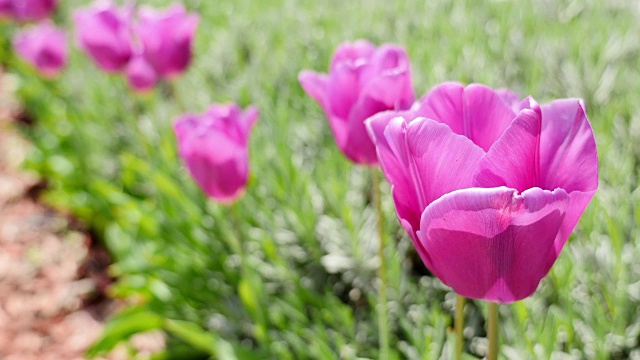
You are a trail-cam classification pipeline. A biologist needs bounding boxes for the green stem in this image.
[372,168,390,359]
[455,295,465,360]
[228,202,245,263]
[488,302,499,360]
[230,202,268,343]
[161,80,187,113]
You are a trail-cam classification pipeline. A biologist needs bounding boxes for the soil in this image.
[0,72,164,359]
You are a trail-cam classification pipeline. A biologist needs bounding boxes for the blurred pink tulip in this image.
[0,0,9,19]
[299,40,415,165]
[74,1,134,72]
[126,56,157,92]
[14,21,66,77]
[0,0,57,22]
[174,104,259,204]
[135,4,199,78]
[366,82,598,303]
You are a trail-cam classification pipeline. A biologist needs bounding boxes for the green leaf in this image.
[86,307,164,358]
[164,319,231,358]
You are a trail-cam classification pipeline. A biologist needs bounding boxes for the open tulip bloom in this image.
[366,82,598,303]
[174,104,259,204]
[74,1,198,92]
[299,40,415,165]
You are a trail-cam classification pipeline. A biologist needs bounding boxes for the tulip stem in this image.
[161,80,187,112]
[488,302,499,360]
[372,168,391,359]
[455,295,465,360]
[229,202,268,343]
[228,202,244,259]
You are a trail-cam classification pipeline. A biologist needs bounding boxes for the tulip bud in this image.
[14,21,67,78]
[74,1,134,73]
[135,4,199,79]
[174,104,259,204]
[299,40,414,165]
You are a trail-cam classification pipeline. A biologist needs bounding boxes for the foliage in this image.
[3,0,640,359]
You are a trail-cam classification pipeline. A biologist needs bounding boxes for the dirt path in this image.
[0,72,113,360]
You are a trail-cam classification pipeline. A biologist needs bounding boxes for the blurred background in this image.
[1,0,640,359]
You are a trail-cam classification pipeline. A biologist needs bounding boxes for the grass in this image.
[2,0,640,358]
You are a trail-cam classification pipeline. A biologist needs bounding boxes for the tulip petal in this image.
[327,62,360,120]
[174,113,250,204]
[74,4,133,73]
[184,132,247,203]
[367,115,485,273]
[0,0,11,18]
[126,56,157,92]
[7,0,57,22]
[473,102,542,193]
[13,21,67,77]
[298,70,329,112]
[204,104,257,146]
[360,45,414,108]
[416,82,516,151]
[366,110,418,229]
[299,70,356,152]
[136,4,198,78]
[418,187,569,303]
[415,82,464,134]
[329,40,375,72]
[241,106,260,137]
[539,99,598,194]
[400,117,485,207]
[538,99,598,270]
[336,45,415,164]
[343,96,389,164]
[365,113,437,273]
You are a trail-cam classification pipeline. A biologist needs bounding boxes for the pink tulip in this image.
[174,104,259,204]
[0,0,57,22]
[135,4,199,79]
[13,21,67,78]
[74,1,134,73]
[126,55,157,92]
[299,40,415,165]
[366,82,598,303]
[0,0,9,19]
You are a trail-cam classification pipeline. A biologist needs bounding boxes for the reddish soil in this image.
[0,72,167,359]
[0,72,113,359]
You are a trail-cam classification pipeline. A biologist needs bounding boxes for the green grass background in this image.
[2,0,640,358]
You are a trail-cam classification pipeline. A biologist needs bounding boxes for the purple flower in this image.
[74,1,134,73]
[0,0,57,22]
[174,104,259,204]
[366,82,598,303]
[126,55,157,93]
[135,4,199,79]
[299,40,415,165]
[13,21,67,77]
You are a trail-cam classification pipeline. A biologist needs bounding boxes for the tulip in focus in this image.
[299,40,415,165]
[174,104,259,204]
[0,0,57,22]
[74,1,134,73]
[135,4,199,79]
[13,21,67,78]
[366,82,598,303]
